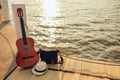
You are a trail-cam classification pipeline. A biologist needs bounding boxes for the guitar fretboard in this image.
[19,17,27,45]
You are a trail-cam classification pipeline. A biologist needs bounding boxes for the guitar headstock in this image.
[17,8,23,17]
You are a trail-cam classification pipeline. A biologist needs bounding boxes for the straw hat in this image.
[32,61,48,75]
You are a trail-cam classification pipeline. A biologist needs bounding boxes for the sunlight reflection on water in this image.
[40,0,60,26]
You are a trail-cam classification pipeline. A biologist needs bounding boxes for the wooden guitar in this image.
[16,8,39,68]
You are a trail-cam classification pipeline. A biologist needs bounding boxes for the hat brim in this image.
[32,67,48,75]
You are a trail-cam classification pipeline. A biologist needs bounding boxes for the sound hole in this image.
[22,45,30,51]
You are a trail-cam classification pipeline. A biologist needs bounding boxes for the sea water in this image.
[9,0,120,63]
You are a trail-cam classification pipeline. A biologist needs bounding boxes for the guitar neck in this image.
[19,17,27,45]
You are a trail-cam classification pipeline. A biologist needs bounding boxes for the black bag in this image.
[39,49,63,64]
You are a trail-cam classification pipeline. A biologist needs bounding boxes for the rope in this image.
[0,32,15,57]
[62,55,120,66]
[48,68,120,80]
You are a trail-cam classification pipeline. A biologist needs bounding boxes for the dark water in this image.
[9,0,120,63]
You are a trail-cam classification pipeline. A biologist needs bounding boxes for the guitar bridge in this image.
[22,56,34,59]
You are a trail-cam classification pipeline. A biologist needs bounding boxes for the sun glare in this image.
[41,0,60,26]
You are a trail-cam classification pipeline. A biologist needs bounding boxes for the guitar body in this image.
[16,38,39,68]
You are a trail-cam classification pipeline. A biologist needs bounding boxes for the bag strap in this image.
[57,50,64,64]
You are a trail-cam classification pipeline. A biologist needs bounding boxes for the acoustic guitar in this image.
[16,8,39,68]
